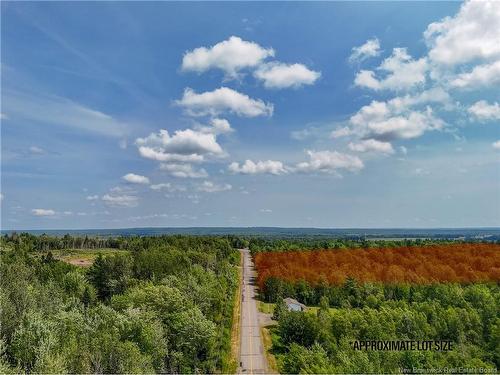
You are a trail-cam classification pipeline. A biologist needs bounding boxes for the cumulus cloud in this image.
[86,195,99,201]
[181,36,274,77]
[366,109,443,140]
[197,181,232,193]
[348,139,395,154]
[449,60,500,89]
[228,159,288,175]
[354,48,427,91]
[31,208,56,216]
[160,163,208,178]
[196,118,234,135]
[254,62,320,89]
[387,87,452,112]
[346,1,498,160]
[101,194,139,207]
[295,150,364,174]
[349,38,381,63]
[122,173,150,185]
[350,100,390,127]
[424,1,500,66]
[208,118,233,134]
[493,140,500,150]
[330,126,353,139]
[150,183,186,192]
[348,100,444,140]
[136,128,224,163]
[176,87,273,117]
[468,100,500,121]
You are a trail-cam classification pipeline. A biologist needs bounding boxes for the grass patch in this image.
[261,325,279,373]
[50,248,129,267]
[258,301,275,314]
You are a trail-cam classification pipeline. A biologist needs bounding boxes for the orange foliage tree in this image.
[254,243,500,288]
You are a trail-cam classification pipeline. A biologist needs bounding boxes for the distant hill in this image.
[2,226,499,240]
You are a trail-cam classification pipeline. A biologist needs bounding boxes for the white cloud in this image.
[348,139,394,154]
[197,181,232,193]
[31,208,56,216]
[208,118,233,134]
[196,118,234,135]
[295,150,364,174]
[122,173,150,185]
[387,87,452,112]
[260,208,273,213]
[349,101,444,140]
[349,38,381,63]
[400,146,408,155]
[86,195,99,201]
[29,146,46,155]
[181,36,274,77]
[101,194,138,207]
[0,193,3,202]
[150,183,186,192]
[414,168,430,176]
[468,100,500,121]
[354,48,427,91]
[291,127,317,141]
[424,0,500,66]
[353,70,380,90]
[160,163,208,178]
[137,146,204,163]
[350,100,390,127]
[366,109,444,140]
[449,60,500,89]
[330,126,353,139]
[136,128,224,163]
[254,62,320,89]
[228,159,288,175]
[176,87,273,117]
[109,186,131,193]
[493,140,500,150]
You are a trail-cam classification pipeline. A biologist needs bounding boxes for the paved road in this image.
[239,248,267,374]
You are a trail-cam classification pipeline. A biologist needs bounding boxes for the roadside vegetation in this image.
[0,233,239,374]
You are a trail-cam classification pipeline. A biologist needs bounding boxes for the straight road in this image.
[239,248,267,374]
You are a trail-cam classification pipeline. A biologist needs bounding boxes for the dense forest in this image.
[269,282,500,373]
[255,243,500,288]
[0,235,239,373]
[247,237,462,254]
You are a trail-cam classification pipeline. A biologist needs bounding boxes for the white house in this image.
[283,297,306,312]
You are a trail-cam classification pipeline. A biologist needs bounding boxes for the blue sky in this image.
[1,1,499,230]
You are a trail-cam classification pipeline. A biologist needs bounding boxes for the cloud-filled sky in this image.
[1,1,499,229]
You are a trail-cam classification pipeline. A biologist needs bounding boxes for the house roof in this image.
[283,297,306,308]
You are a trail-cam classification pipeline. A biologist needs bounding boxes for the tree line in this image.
[0,235,239,373]
[255,243,500,288]
[269,281,499,373]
